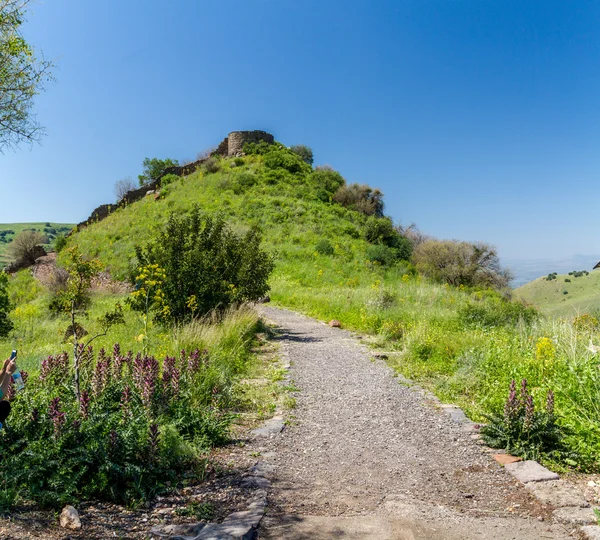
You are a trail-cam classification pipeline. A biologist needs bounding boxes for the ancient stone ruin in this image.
[72,130,275,233]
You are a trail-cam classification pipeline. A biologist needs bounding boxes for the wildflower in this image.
[120,385,132,421]
[48,397,66,436]
[523,394,535,432]
[79,390,91,418]
[520,378,529,404]
[503,379,519,425]
[546,389,555,416]
[92,359,108,396]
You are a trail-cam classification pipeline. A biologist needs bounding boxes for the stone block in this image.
[504,460,559,483]
[552,506,597,525]
[440,404,468,424]
[581,525,600,540]
[525,479,589,508]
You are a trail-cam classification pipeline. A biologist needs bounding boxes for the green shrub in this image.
[263,148,311,175]
[160,173,180,188]
[0,273,13,338]
[243,141,274,155]
[306,168,345,198]
[132,208,275,322]
[315,239,334,256]
[289,144,314,165]
[333,184,384,217]
[231,173,258,194]
[203,157,221,174]
[459,297,538,328]
[54,234,67,253]
[233,157,245,166]
[366,244,399,266]
[412,239,511,289]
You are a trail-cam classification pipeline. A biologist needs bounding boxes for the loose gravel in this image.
[257,307,573,539]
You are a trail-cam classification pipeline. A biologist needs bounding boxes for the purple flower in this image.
[20,370,29,385]
[546,389,555,416]
[80,390,91,418]
[520,378,529,404]
[523,394,535,432]
[503,379,519,425]
[92,359,108,396]
[120,385,132,421]
[49,397,66,436]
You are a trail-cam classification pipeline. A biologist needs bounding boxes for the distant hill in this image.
[505,254,600,288]
[514,268,600,316]
[0,223,74,268]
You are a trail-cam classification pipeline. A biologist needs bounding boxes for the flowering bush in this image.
[0,344,229,509]
[480,379,566,461]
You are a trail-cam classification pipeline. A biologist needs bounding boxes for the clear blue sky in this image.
[1,0,599,260]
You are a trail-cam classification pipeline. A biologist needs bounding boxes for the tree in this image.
[412,239,512,289]
[138,157,179,186]
[0,0,53,151]
[0,273,13,337]
[289,144,314,165]
[333,183,385,217]
[132,207,275,323]
[7,229,46,265]
[114,176,136,201]
[50,246,124,400]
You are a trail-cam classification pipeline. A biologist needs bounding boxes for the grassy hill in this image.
[4,141,600,470]
[514,270,600,316]
[0,222,73,268]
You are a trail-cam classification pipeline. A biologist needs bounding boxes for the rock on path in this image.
[257,307,570,539]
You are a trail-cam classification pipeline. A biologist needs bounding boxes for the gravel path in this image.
[257,307,572,540]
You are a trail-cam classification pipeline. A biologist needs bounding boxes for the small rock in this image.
[589,481,597,487]
[329,320,342,328]
[59,505,82,530]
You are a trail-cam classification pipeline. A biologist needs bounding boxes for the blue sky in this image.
[1,0,599,260]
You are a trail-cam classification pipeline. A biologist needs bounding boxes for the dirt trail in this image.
[257,307,572,540]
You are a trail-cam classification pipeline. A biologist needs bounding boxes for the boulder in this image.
[59,505,81,530]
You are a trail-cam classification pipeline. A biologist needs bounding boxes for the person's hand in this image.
[5,359,16,375]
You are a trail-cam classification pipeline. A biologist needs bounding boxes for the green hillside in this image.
[0,222,73,267]
[4,141,600,473]
[514,270,600,316]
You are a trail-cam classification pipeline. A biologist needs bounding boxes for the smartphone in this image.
[9,350,16,360]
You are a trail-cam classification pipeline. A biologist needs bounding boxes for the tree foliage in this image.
[412,239,512,289]
[0,272,13,337]
[0,0,53,150]
[289,144,314,165]
[132,208,275,323]
[138,157,179,186]
[333,183,385,217]
[7,229,46,265]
